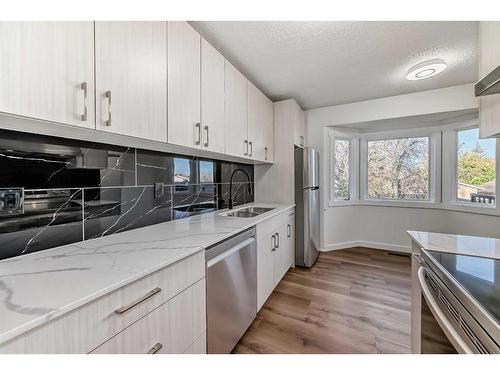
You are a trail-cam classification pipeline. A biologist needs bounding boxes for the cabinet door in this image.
[286,212,295,268]
[248,81,274,162]
[201,38,225,153]
[168,22,202,148]
[225,61,248,157]
[95,21,167,141]
[273,224,292,285]
[257,232,276,311]
[263,95,274,163]
[0,22,94,128]
[479,22,500,138]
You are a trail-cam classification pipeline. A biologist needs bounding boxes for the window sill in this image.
[328,199,358,207]
[443,202,498,216]
[327,200,500,216]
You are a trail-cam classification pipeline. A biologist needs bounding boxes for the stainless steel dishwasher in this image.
[206,228,257,354]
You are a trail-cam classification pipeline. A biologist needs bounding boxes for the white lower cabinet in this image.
[91,279,206,354]
[256,209,295,310]
[0,252,205,354]
[274,212,295,283]
[257,232,277,310]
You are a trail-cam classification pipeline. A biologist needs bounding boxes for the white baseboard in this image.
[320,240,411,254]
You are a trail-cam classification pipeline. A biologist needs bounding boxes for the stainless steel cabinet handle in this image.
[265,147,268,160]
[147,343,163,354]
[271,234,275,251]
[275,232,280,248]
[195,123,201,145]
[80,82,88,121]
[249,141,253,157]
[114,287,161,315]
[287,224,291,238]
[105,90,112,126]
[244,140,249,156]
[204,125,209,147]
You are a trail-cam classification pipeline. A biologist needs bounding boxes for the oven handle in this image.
[417,266,472,354]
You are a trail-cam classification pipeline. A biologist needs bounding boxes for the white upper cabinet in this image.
[201,39,225,154]
[168,22,201,148]
[248,81,274,162]
[225,61,248,157]
[479,22,500,138]
[0,22,95,128]
[95,21,167,141]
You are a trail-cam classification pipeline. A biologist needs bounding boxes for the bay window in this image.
[328,122,500,215]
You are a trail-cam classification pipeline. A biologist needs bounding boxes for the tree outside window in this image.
[367,137,429,200]
[333,139,350,200]
[457,128,496,205]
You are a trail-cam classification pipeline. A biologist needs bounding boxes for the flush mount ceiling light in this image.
[406,59,447,81]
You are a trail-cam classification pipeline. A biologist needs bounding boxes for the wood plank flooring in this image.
[233,247,412,354]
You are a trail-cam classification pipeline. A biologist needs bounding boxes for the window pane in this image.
[174,158,190,184]
[199,160,215,193]
[457,128,496,205]
[333,139,350,200]
[367,137,429,200]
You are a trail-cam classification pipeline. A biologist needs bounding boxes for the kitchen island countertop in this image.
[408,230,500,260]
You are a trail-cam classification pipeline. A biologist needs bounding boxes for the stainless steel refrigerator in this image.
[294,147,320,268]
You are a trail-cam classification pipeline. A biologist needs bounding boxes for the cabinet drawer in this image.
[91,279,206,354]
[0,251,205,353]
[256,212,285,240]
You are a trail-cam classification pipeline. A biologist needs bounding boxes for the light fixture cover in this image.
[406,59,447,81]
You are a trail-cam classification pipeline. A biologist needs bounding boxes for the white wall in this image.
[324,205,500,253]
[305,83,500,253]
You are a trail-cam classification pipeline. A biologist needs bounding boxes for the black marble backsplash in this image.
[0,129,254,260]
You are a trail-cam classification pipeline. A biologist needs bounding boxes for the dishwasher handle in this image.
[207,237,255,267]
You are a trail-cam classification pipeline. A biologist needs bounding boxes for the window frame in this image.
[328,129,359,207]
[359,127,441,208]
[442,122,499,215]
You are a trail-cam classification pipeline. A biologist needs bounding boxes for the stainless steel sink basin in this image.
[222,206,275,218]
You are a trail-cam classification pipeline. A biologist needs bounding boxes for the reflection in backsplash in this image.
[0,129,254,260]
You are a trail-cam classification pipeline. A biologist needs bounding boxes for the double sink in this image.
[220,206,275,218]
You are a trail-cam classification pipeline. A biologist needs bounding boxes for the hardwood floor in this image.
[233,247,412,354]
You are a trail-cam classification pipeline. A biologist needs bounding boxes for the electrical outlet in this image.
[154,182,164,199]
[0,188,24,215]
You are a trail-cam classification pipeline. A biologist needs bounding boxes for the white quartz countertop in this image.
[408,230,500,260]
[0,202,294,345]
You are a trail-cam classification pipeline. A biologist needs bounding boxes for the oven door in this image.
[419,266,474,353]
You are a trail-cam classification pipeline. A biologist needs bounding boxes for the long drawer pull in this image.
[114,287,162,315]
[147,342,163,354]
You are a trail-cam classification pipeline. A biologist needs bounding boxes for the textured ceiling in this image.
[190,21,478,110]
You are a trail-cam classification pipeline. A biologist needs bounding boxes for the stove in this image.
[419,250,500,353]
[427,251,500,325]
